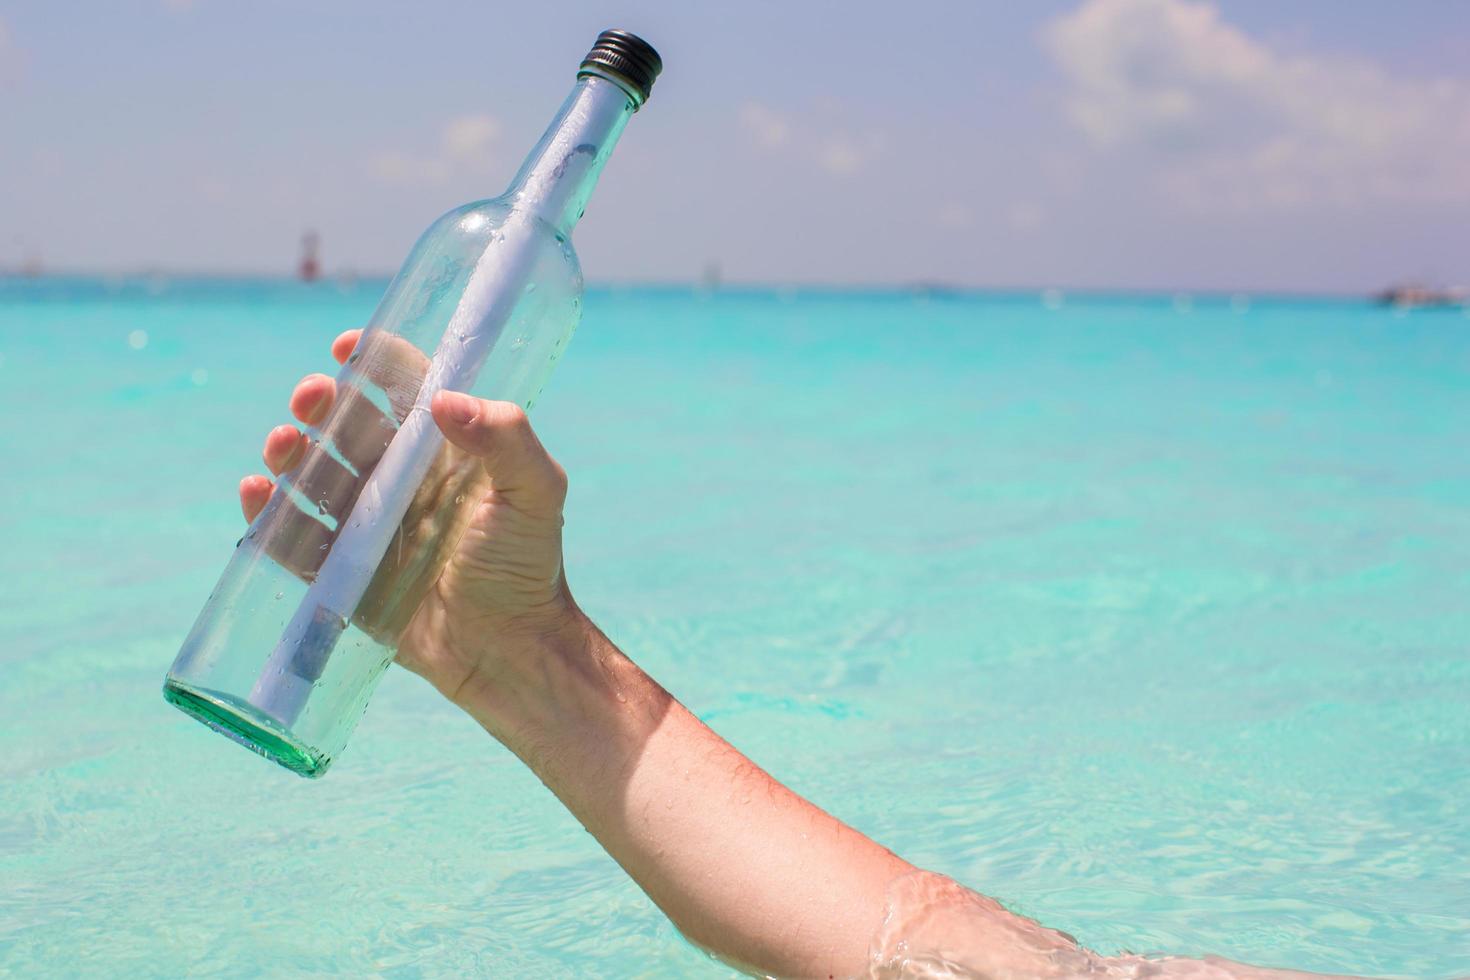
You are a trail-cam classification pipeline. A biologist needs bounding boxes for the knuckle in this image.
[494,401,530,427]
[479,400,529,434]
[548,460,569,496]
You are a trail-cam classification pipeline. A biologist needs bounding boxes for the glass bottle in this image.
[163,30,662,777]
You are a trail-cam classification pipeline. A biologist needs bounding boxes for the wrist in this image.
[449,601,594,739]
[450,605,670,775]
[424,575,581,706]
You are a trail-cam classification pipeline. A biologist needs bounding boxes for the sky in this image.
[1,0,1468,292]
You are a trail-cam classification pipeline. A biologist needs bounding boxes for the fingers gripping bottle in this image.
[163,30,662,777]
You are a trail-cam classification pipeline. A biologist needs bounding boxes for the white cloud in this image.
[739,103,790,148]
[368,114,499,186]
[369,152,449,185]
[442,115,498,161]
[935,202,973,229]
[1006,201,1045,232]
[1043,0,1470,210]
[817,139,864,175]
[739,101,882,177]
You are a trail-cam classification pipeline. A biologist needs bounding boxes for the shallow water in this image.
[1,278,1467,978]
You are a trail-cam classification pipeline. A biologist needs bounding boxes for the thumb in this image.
[430,390,568,516]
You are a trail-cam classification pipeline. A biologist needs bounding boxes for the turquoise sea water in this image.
[1,277,1467,978]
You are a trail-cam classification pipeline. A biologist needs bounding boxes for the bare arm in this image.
[243,330,912,975]
[240,330,1358,979]
[452,608,914,977]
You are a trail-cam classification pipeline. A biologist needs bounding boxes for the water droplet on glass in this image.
[454,494,466,505]
[275,591,284,600]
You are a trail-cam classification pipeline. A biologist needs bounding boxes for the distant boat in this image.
[1375,283,1468,310]
[701,261,721,292]
[299,230,321,282]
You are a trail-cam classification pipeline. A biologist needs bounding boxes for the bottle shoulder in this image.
[413,199,582,287]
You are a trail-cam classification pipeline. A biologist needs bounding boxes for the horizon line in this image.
[0,267,1406,302]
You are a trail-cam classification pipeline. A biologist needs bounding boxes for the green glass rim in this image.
[163,678,331,778]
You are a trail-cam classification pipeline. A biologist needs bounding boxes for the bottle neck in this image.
[504,74,636,234]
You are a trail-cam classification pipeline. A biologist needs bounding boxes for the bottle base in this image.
[163,678,332,778]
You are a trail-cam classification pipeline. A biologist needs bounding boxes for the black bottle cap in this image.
[578,29,662,107]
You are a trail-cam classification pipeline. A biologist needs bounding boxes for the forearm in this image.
[451,607,914,979]
[434,608,1341,980]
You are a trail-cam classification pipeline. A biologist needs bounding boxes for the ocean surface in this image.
[1,277,1467,978]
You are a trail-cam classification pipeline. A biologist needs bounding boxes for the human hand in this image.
[238,328,579,707]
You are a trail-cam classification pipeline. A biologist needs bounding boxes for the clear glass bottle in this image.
[163,30,662,777]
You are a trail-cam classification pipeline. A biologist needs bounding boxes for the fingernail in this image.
[442,391,479,425]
